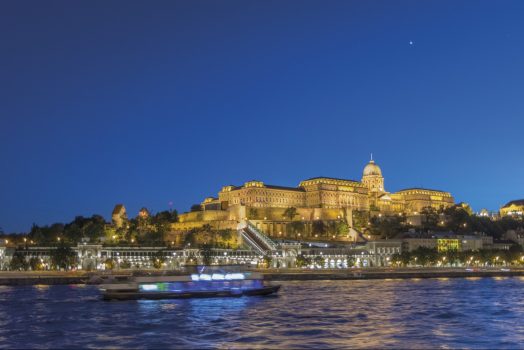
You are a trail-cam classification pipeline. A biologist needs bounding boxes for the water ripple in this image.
[0,278,523,348]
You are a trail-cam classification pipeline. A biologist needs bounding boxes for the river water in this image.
[1,277,524,349]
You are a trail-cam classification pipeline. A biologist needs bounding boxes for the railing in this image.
[245,221,277,251]
[240,230,268,255]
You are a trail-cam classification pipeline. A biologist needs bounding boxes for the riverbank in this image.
[0,271,90,285]
[1,268,524,285]
[262,267,524,281]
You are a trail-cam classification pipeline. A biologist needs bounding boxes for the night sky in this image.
[1,0,523,232]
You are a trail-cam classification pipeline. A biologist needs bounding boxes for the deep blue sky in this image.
[1,0,523,232]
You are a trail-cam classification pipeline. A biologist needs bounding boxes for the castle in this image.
[172,158,455,238]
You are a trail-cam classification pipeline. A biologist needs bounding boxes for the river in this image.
[1,277,523,348]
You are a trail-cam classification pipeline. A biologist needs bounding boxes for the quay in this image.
[2,268,524,286]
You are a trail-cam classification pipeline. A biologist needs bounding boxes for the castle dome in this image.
[363,160,382,177]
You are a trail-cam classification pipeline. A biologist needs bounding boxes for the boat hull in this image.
[103,285,280,301]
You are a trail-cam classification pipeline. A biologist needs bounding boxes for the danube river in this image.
[1,277,524,348]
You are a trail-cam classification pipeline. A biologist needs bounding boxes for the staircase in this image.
[239,221,278,255]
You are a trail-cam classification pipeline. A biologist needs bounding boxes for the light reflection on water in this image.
[0,278,523,348]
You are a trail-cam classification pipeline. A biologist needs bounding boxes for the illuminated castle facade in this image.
[173,158,455,236]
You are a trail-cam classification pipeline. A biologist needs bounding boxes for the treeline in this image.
[354,205,523,239]
[181,224,236,249]
[1,210,179,246]
[109,210,179,245]
[391,245,524,267]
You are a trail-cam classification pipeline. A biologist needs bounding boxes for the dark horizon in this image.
[1,0,524,232]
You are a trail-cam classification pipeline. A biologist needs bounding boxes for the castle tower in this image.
[361,155,385,193]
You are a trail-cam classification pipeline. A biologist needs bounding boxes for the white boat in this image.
[99,269,280,300]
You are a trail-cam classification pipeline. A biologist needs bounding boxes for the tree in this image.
[263,255,272,268]
[83,215,106,242]
[312,220,326,237]
[313,256,325,267]
[201,244,213,266]
[151,251,165,269]
[444,249,460,266]
[506,244,523,264]
[50,243,78,270]
[183,231,196,247]
[10,251,28,271]
[326,221,338,238]
[443,206,470,232]
[283,207,298,221]
[104,258,115,270]
[287,221,305,237]
[28,257,42,271]
[119,260,131,269]
[295,254,311,268]
[411,247,439,267]
[352,210,370,232]
[201,224,212,233]
[152,210,178,224]
[336,221,349,236]
[420,206,439,231]
[369,215,406,239]
[218,229,232,242]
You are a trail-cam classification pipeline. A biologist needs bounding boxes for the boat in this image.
[99,267,280,301]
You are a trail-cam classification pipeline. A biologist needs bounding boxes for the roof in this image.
[502,199,524,208]
[396,187,449,194]
[227,183,304,192]
[302,176,361,183]
[264,184,305,192]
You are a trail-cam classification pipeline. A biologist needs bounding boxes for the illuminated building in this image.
[500,199,524,217]
[173,158,455,237]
